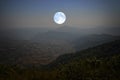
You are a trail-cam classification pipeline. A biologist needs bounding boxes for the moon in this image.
[54,12,66,24]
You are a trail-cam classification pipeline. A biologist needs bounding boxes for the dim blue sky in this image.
[1,0,120,28]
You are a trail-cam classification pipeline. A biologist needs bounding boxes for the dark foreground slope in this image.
[49,40,120,68]
[0,40,120,80]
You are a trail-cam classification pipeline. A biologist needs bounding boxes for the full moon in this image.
[54,12,66,24]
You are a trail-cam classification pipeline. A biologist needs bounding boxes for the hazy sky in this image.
[0,0,120,28]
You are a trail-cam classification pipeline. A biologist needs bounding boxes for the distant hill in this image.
[0,34,119,65]
[49,40,120,68]
[73,34,120,51]
[32,26,120,51]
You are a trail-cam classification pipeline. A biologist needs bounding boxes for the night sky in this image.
[0,0,120,28]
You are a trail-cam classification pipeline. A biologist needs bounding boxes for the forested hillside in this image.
[0,40,120,80]
[49,40,120,68]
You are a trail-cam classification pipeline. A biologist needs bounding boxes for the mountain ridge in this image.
[48,40,120,68]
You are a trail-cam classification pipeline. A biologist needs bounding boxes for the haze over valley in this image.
[0,26,120,65]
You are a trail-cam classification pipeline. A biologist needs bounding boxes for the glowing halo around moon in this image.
[54,12,66,24]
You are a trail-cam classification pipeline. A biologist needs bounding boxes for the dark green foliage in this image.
[0,54,120,80]
[0,40,120,80]
[57,55,120,80]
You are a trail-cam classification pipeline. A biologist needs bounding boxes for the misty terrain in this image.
[0,39,120,80]
[0,26,120,65]
[0,26,120,80]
